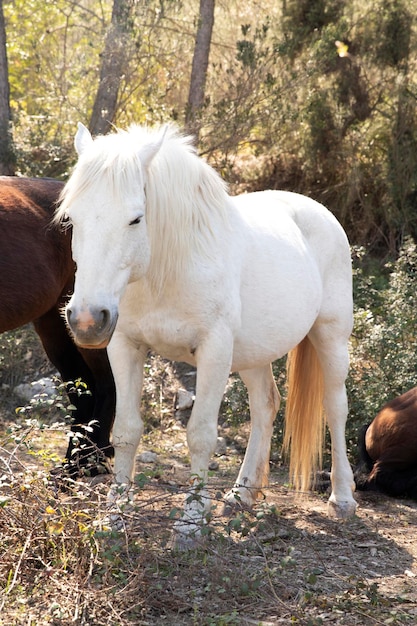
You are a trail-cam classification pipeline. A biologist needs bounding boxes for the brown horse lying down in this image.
[0,176,115,476]
[355,387,417,498]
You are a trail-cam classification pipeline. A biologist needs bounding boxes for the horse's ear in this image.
[74,122,93,156]
[138,125,168,170]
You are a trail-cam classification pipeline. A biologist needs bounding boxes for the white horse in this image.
[57,122,357,544]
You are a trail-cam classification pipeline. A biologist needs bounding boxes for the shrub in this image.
[346,238,417,457]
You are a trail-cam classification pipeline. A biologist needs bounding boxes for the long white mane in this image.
[58,124,230,294]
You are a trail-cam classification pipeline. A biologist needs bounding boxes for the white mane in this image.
[57,124,230,295]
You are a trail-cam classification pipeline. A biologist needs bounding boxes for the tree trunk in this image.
[185,0,215,140]
[0,0,15,175]
[89,0,135,136]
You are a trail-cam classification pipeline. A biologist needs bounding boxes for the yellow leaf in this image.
[78,522,89,533]
[335,40,349,58]
[47,521,64,535]
[45,505,56,515]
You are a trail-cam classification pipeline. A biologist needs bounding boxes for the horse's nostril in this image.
[99,309,110,331]
[66,308,73,324]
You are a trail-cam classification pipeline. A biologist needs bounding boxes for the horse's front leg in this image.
[173,327,233,548]
[106,332,146,515]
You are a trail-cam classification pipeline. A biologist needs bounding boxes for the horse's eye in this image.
[129,216,141,226]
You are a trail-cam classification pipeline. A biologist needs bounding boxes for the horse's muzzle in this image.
[66,305,118,348]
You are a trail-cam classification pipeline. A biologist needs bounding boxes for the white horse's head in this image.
[56,122,229,349]
[58,123,165,348]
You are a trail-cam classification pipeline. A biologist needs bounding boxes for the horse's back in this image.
[227,190,352,369]
[0,176,64,212]
[234,190,349,242]
[233,190,351,283]
[0,176,71,331]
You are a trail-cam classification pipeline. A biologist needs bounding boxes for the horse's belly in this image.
[230,262,322,371]
[231,315,317,371]
[149,340,197,364]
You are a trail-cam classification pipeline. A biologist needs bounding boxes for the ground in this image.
[0,328,416,625]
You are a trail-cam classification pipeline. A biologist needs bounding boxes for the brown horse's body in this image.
[0,176,115,473]
[355,387,417,498]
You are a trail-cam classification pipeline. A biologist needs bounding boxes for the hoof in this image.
[222,498,252,517]
[108,513,126,531]
[223,487,256,515]
[104,497,132,532]
[75,460,112,478]
[99,511,126,532]
[169,531,204,551]
[327,498,357,519]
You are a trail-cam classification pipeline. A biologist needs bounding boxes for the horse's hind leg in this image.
[224,364,280,509]
[308,325,357,518]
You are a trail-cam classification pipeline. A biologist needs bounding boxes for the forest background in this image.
[1,0,417,429]
[0,0,416,254]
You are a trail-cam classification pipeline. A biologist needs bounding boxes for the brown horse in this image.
[0,176,115,475]
[355,387,417,498]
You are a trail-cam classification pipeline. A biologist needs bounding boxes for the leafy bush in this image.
[346,238,417,456]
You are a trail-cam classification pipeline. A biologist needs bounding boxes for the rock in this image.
[14,377,57,402]
[233,435,247,450]
[215,436,227,455]
[175,388,195,410]
[137,451,158,463]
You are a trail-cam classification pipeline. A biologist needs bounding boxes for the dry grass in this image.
[1,417,417,625]
[1,330,417,625]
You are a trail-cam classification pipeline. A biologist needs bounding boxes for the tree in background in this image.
[0,0,14,174]
[185,0,215,140]
[2,0,417,256]
[3,0,110,176]
[89,0,135,135]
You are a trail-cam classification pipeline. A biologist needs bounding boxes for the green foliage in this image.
[346,238,417,455]
[2,0,417,254]
[206,0,417,254]
[4,0,190,176]
[304,90,337,161]
[4,0,106,176]
[373,0,412,67]
[282,0,345,49]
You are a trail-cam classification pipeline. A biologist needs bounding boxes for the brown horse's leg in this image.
[77,346,115,454]
[33,307,115,475]
[353,424,375,490]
